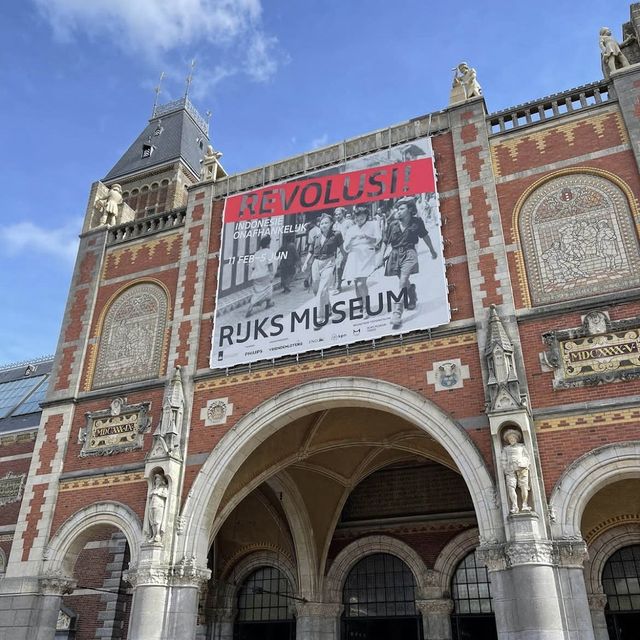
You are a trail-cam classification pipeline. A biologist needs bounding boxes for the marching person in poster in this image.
[342,204,381,311]
[245,235,275,317]
[382,197,438,329]
[332,207,353,294]
[302,213,343,327]
[279,233,299,293]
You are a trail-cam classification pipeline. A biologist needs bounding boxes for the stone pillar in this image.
[208,607,234,640]
[126,567,171,640]
[587,593,609,640]
[609,64,640,170]
[554,540,595,640]
[416,598,453,640]
[0,573,75,640]
[126,561,210,640]
[295,602,341,640]
[480,542,570,640]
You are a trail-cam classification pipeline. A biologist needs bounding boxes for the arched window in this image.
[450,550,497,640]
[342,553,422,640]
[234,566,295,640]
[602,544,640,639]
[92,282,168,389]
[517,172,640,306]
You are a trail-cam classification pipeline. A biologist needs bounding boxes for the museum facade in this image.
[2,6,640,640]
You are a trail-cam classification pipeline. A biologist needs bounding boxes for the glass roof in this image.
[0,375,47,418]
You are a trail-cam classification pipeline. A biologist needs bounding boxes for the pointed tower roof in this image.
[103,97,210,182]
[485,304,513,354]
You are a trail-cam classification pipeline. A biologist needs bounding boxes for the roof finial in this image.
[184,59,196,99]
[152,71,165,117]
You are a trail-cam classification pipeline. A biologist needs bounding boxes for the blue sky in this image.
[0,0,632,365]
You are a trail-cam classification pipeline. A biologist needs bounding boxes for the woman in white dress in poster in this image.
[342,205,381,310]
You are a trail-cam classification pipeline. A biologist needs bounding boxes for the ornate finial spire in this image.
[184,59,196,98]
[152,71,165,117]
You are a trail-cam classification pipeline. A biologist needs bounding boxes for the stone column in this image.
[36,574,76,640]
[480,541,570,640]
[125,566,171,640]
[208,607,234,640]
[163,564,210,640]
[295,602,342,640]
[587,593,609,640]
[609,64,640,170]
[555,540,596,640]
[416,598,453,640]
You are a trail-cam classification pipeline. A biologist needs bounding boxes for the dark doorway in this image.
[450,550,498,640]
[343,615,422,640]
[602,545,640,640]
[233,567,296,640]
[341,553,423,640]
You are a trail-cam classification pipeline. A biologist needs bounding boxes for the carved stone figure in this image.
[500,429,531,514]
[599,27,633,76]
[451,62,482,100]
[98,184,123,226]
[147,473,169,543]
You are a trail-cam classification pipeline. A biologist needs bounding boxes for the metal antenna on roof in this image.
[152,71,165,117]
[184,59,196,99]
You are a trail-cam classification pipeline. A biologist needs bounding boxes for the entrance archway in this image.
[180,377,502,573]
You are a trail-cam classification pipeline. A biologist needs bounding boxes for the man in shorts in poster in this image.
[382,197,438,329]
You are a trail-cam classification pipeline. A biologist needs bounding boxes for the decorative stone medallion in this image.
[519,173,640,306]
[426,359,470,391]
[0,472,26,506]
[79,398,151,457]
[200,397,234,426]
[542,312,640,388]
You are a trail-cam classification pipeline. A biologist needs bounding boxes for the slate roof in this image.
[103,97,210,182]
[0,357,53,434]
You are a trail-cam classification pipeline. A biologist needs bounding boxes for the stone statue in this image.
[98,184,123,226]
[452,62,482,100]
[147,473,168,543]
[600,27,634,76]
[500,429,531,514]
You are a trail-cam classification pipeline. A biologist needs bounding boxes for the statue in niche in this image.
[97,184,124,226]
[147,473,169,543]
[500,429,531,514]
[452,62,482,100]
[600,27,634,76]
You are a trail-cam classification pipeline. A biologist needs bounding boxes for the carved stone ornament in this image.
[79,398,151,457]
[126,559,211,588]
[294,602,344,618]
[500,428,532,514]
[449,62,482,105]
[56,610,72,631]
[39,572,77,596]
[88,181,135,230]
[416,599,454,615]
[554,539,588,568]
[200,397,234,427]
[148,366,185,461]
[588,592,609,610]
[505,541,554,567]
[476,544,508,572]
[485,305,526,412]
[0,471,26,506]
[426,358,470,391]
[600,26,634,78]
[520,173,640,306]
[542,312,640,389]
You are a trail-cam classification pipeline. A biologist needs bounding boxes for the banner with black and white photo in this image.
[210,137,450,369]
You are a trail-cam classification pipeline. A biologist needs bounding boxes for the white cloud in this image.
[310,133,329,149]
[0,219,80,264]
[34,0,283,82]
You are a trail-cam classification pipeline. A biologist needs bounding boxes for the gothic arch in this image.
[433,528,480,595]
[91,279,170,389]
[549,441,640,539]
[512,167,640,307]
[45,502,143,578]
[177,378,501,570]
[584,524,640,597]
[324,535,429,603]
